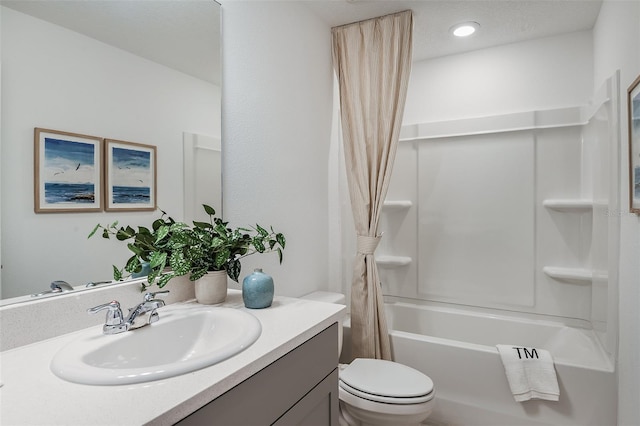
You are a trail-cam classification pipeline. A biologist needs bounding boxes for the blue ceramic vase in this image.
[131,261,151,278]
[242,268,274,309]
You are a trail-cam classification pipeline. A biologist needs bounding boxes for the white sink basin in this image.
[50,305,261,385]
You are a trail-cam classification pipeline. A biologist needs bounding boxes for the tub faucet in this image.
[88,291,169,334]
[31,280,74,297]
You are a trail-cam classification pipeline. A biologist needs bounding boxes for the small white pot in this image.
[194,270,228,304]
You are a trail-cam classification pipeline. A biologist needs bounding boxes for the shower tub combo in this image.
[337,89,620,425]
[341,299,616,426]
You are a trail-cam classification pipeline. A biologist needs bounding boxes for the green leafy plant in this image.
[89,205,285,289]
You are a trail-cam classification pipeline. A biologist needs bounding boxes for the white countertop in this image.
[0,289,346,425]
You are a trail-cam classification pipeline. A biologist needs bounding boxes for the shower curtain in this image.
[331,10,413,360]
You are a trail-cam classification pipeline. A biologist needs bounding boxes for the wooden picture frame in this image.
[34,128,103,213]
[629,74,640,214]
[104,139,157,211]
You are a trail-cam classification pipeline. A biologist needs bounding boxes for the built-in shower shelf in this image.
[543,266,592,283]
[383,200,413,209]
[375,255,412,267]
[542,199,593,211]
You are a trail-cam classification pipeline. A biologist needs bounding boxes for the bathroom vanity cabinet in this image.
[0,291,345,426]
[177,323,339,425]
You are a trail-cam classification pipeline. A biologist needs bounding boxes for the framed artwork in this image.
[34,128,103,213]
[629,74,640,214]
[104,139,157,211]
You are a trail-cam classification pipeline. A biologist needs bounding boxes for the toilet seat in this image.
[339,380,434,404]
[339,358,434,405]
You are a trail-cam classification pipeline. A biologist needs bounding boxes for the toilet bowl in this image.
[339,358,434,426]
[302,292,435,426]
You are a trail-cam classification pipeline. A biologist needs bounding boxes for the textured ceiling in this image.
[1,0,603,85]
[304,0,603,62]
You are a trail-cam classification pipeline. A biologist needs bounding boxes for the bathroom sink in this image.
[50,305,261,385]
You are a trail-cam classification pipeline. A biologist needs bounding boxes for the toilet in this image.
[302,291,435,426]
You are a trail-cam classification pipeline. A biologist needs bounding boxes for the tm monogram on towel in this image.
[496,345,560,402]
[513,347,540,359]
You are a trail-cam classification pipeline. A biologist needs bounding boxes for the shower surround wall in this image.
[399,30,615,342]
[381,77,618,330]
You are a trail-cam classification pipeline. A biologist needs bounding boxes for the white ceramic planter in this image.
[194,270,228,304]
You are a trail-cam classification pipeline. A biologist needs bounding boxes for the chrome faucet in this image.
[125,290,169,330]
[31,280,74,297]
[88,291,169,334]
[87,300,128,334]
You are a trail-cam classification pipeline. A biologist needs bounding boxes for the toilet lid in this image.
[339,358,434,401]
[339,380,434,404]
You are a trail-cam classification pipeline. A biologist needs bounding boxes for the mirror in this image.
[0,0,221,302]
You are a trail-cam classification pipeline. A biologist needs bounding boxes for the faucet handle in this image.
[88,300,124,326]
[143,290,169,302]
[51,280,73,292]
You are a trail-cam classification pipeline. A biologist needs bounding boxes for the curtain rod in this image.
[330,9,412,31]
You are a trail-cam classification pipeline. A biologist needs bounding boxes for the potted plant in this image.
[89,204,286,303]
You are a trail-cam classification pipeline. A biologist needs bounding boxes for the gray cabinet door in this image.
[273,370,338,426]
[176,323,339,426]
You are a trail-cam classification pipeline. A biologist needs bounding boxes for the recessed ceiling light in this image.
[451,22,480,37]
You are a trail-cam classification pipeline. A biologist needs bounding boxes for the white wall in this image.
[593,1,640,424]
[404,31,593,124]
[221,1,334,297]
[0,7,220,298]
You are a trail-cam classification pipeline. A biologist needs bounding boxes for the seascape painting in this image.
[45,139,96,203]
[34,128,102,213]
[105,139,156,211]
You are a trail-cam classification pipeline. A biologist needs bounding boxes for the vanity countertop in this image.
[0,289,346,425]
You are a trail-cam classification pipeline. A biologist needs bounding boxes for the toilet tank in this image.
[301,291,346,357]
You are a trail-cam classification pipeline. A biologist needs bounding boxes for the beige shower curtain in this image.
[332,10,413,360]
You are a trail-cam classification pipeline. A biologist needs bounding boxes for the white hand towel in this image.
[496,344,559,402]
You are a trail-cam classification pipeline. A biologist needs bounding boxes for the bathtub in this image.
[341,299,616,426]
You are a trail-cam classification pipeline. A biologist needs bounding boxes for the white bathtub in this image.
[341,300,616,426]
